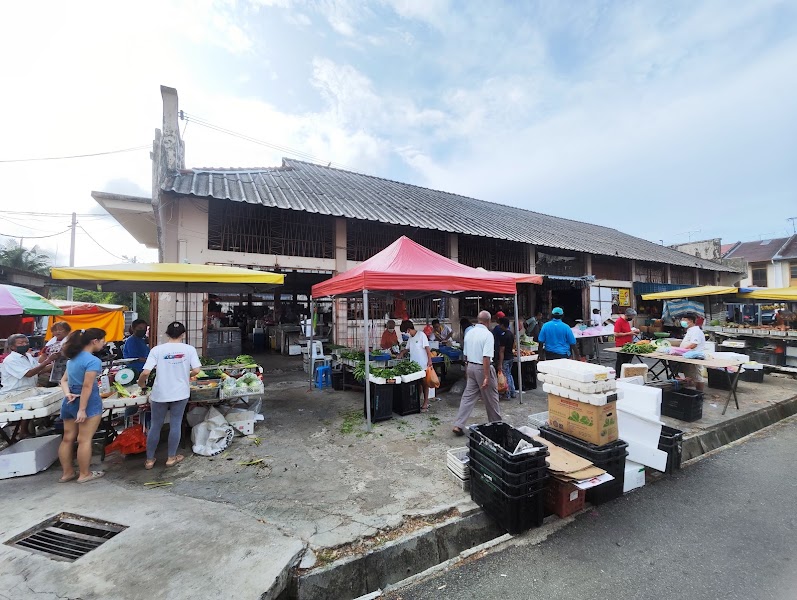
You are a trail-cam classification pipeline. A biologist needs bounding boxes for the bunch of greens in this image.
[393,361,423,376]
[621,342,656,354]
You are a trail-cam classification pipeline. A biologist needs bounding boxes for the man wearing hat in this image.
[538,308,579,361]
[613,307,640,373]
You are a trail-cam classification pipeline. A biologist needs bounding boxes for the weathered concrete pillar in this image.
[665,264,672,284]
[448,234,460,325]
[333,218,348,345]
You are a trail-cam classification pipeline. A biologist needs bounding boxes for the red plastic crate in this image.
[545,478,585,518]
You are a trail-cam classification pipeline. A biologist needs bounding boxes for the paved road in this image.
[388,416,797,600]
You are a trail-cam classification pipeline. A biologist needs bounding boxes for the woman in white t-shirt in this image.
[679,313,706,391]
[398,320,433,411]
[137,321,201,470]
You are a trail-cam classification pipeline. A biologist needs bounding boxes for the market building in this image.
[96,86,740,353]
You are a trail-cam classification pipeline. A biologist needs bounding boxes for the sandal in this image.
[77,471,105,484]
[165,455,185,467]
[420,405,429,413]
[144,459,156,470]
[59,473,76,483]
[452,427,465,437]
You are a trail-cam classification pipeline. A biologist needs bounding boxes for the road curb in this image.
[682,394,797,461]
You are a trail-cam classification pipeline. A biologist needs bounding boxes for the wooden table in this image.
[603,347,747,415]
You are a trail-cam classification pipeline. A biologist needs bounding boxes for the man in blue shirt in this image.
[123,319,150,373]
[538,308,579,361]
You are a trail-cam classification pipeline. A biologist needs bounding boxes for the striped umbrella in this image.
[0,284,63,316]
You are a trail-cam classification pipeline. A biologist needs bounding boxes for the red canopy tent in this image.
[311,237,534,429]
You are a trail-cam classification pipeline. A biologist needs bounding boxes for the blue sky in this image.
[1,0,796,265]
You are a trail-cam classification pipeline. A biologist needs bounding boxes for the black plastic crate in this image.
[657,425,683,474]
[539,426,628,505]
[469,457,548,496]
[470,468,546,534]
[469,422,549,473]
[469,446,549,486]
[364,383,395,422]
[662,388,703,422]
[707,368,732,390]
[332,370,345,391]
[741,369,764,383]
[393,381,420,416]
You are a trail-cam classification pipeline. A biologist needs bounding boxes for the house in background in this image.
[723,236,797,288]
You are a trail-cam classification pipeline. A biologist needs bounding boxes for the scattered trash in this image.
[437,584,447,590]
[238,459,264,466]
[143,481,173,488]
[500,574,507,577]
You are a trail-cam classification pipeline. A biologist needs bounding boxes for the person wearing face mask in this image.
[613,308,640,374]
[123,319,150,373]
[380,320,399,350]
[678,313,706,390]
[1,333,59,392]
[398,320,433,411]
[58,328,107,483]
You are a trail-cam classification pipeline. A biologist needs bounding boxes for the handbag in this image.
[497,371,508,393]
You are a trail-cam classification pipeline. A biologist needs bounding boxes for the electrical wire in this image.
[0,145,150,163]
[77,225,126,261]
[0,228,70,239]
[180,112,356,171]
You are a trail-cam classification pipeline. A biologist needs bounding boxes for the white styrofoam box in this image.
[536,359,616,382]
[617,407,668,471]
[0,435,61,479]
[542,382,620,406]
[0,388,37,404]
[620,363,649,379]
[617,381,662,417]
[713,351,750,363]
[786,346,797,358]
[623,460,646,493]
[0,388,64,412]
[619,375,646,386]
[0,402,61,423]
[288,344,302,356]
[742,362,764,371]
[721,340,746,349]
[538,373,616,394]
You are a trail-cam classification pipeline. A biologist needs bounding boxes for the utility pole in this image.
[67,212,76,301]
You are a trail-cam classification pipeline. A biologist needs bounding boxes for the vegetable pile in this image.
[621,342,656,354]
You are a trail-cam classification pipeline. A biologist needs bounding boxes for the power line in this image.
[77,225,126,261]
[0,229,70,240]
[0,145,150,164]
[180,112,356,171]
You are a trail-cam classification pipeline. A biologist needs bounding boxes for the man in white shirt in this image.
[1,334,58,393]
[453,310,501,436]
[678,313,706,391]
[398,320,433,411]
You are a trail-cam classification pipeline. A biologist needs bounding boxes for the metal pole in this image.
[66,212,76,301]
[132,292,137,314]
[364,290,372,431]
[514,293,523,404]
[309,297,315,387]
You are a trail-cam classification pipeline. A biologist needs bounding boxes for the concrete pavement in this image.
[385,415,797,600]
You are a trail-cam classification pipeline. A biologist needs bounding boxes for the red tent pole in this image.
[364,289,372,431]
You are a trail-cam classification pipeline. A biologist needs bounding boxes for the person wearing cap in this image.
[137,321,202,470]
[380,320,399,350]
[614,308,640,373]
[538,308,579,361]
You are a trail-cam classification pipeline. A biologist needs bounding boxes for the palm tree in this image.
[0,240,52,275]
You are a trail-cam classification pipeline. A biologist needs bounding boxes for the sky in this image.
[1,0,796,267]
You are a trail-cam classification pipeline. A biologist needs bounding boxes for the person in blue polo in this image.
[538,307,579,361]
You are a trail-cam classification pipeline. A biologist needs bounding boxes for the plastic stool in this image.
[315,365,332,389]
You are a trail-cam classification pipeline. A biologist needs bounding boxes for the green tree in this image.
[0,240,52,275]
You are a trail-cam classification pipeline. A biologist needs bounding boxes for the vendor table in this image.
[574,334,604,364]
[603,347,746,415]
[0,388,64,446]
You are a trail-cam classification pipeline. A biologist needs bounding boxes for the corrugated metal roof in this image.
[163,158,734,272]
[724,237,791,262]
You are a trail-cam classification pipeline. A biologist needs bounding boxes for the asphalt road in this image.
[388,416,797,600]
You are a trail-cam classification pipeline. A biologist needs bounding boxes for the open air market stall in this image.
[46,300,126,344]
[311,236,523,429]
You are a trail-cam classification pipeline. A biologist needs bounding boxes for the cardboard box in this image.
[547,394,619,446]
[0,435,61,479]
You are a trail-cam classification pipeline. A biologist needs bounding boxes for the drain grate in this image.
[5,513,127,562]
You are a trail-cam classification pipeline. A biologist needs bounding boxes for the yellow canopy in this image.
[641,286,739,300]
[51,263,285,293]
[737,287,797,301]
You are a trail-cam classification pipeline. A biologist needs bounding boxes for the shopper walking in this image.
[453,311,501,436]
[58,328,107,483]
[137,321,201,469]
[613,308,639,374]
[538,308,579,360]
[495,317,517,399]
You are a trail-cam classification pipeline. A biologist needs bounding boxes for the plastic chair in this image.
[315,365,332,388]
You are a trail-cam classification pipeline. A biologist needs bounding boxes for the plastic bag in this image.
[497,371,509,394]
[105,425,147,456]
[191,407,235,456]
[426,366,440,389]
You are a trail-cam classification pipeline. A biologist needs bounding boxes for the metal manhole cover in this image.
[5,513,127,562]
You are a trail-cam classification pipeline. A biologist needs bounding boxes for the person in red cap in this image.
[495,311,506,319]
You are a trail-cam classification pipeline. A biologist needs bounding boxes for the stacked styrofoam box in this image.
[537,359,620,407]
[446,447,470,492]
